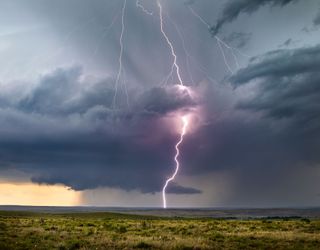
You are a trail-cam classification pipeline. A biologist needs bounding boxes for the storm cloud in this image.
[0,0,319,206]
[313,8,320,26]
[211,0,298,35]
[224,32,251,49]
[175,44,320,203]
[166,183,202,194]
[0,65,199,194]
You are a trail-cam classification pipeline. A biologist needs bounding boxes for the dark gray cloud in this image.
[314,8,320,26]
[224,32,251,49]
[0,0,319,206]
[231,45,320,85]
[2,43,320,201]
[226,44,320,160]
[211,0,298,35]
[1,66,194,118]
[0,66,197,194]
[173,44,320,204]
[230,45,320,127]
[279,38,293,48]
[136,86,195,115]
[18,67,113,115]
[166,183,202,194]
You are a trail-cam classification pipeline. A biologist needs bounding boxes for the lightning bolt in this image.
[216,36,235,74]
[162,115,189,209]
[155,1,193,208]
[157,0,184,86]
[187,5,249,75]
[187,5,209,29]
[163,13,219,85]
[168,15,195,86]
[113,0,128,109]
[136,0,153,15]
[92,10,121,58]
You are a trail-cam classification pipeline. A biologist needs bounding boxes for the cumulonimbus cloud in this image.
[0,66,198,194]
[211,0,298,35]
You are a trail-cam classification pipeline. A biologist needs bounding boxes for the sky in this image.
[0,0,320,207]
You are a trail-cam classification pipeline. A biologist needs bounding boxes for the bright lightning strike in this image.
[156,1,193,208]
[157,0,184,86]
[113,0,128,109]
[168,15,195,86]
[162,115,189,209]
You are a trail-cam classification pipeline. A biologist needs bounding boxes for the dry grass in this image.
[0,211,320,249]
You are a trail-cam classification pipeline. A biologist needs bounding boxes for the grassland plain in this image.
[0,211,320,250]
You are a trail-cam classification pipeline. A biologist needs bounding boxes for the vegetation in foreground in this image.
[0,211,320,249]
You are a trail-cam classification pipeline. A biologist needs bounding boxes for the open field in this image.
[2,206,320,218]
[1,209,320,249]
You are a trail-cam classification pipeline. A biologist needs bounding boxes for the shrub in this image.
[118,225,127,233]
[0,222,7,231]
[135,241,152,249]
[301,218,311,223]
[69,242,80,250]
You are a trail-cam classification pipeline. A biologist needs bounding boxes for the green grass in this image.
[0,211,320,249]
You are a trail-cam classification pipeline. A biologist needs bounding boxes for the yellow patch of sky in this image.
[0,182,81,206]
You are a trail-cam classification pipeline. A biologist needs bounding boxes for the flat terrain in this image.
[1,210,320,249]
[2,206,320,218]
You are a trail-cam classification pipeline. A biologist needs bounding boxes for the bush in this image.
[118,225,127,233]
[69,242,80,250]
[301,218,311,223]
[0,222,7,231]
[135,241,152,249]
